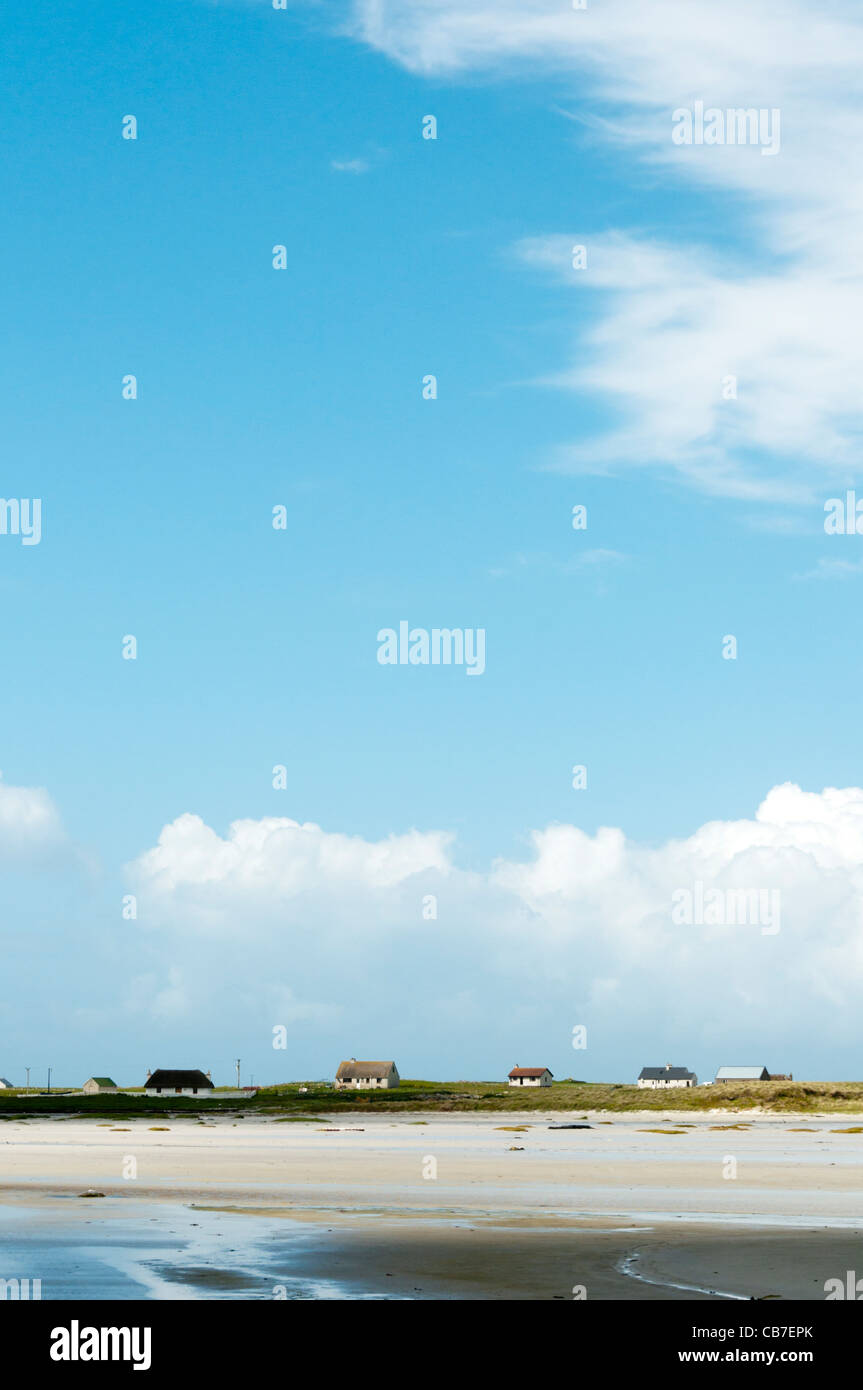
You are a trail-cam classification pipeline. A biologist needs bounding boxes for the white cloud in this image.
[331,157,371,174]
[0,777,67,862]
[517,232,859,500]
[150,967,189,1020]
[347,0,863,111]
[795,555,863,581]
[348,0,863,499]
[575,547,627,568]
[488,547,628,580]
[125,786,863,1069]
[132,811,452,905]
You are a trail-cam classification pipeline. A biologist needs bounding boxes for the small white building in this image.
[508,1066,553,1088]
[334,1059,399,1090]
[0,1078,14,1090]
[637,1064,697,1089]
[82,1076,118,1094]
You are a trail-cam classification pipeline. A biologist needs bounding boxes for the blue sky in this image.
[2,0,863,1088]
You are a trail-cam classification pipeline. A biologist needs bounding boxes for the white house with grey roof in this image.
[334,1059,399,1090]
[637,1064,697,1088]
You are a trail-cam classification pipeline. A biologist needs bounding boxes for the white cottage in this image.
[637,1064,697,1088]
[334,1059,399,1090]
[144,1069,214,1097]
[508,1066,553,1088]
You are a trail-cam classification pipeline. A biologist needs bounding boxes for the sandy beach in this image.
[2,1109,863,1299]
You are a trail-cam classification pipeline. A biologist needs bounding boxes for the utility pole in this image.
[25,1068,30,1093]
[47,1067,51,1094]
[236,1058,241,1090]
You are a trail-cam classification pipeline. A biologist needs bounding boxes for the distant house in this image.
[769,1073,793,1081]
[0,1078,14,1090]
[637,1064,697,1089]
[144,1069,214,1097]
[714,1066,770,1083]
[83,1077,118,1094]
[508,1066,553,1088]
[334,1059,399,1090]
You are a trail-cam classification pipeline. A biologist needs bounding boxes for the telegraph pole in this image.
[236,1058,241,1090]
[25,1068,30,1093]
[47,1067,51,1094]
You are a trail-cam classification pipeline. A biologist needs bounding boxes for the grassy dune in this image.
[251,1079,863,1115]
[3,1080,863,1116]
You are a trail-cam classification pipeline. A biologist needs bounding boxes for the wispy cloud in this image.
[488,548,628,582]
[574,547,627,568]
[348,0,863,501]
[330,156,372,174]
[795,555,863,581]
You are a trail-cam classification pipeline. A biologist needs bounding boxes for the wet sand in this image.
[2,1198,860,1300]
[2,1110,863,1298]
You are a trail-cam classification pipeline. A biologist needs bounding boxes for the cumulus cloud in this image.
[0,777,67,863]
[125,813,461,1063]
[348,0,863,499]
[488,783,863,1061]
[124,786,863,1074]
[133,812,452,902]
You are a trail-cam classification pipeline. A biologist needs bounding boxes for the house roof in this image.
[0,1078,13,1088]
[145,1069,213,1088]
[508,1067,553,1078]
[336,1060,396,1079]
[638,1066,696,1081]
[87,1077,117,1088]
[715,1066,769,1080]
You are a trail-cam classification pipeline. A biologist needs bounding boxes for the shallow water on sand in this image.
[0,1201,374,1300]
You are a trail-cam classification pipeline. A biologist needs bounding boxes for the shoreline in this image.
[0,1198,853,1300]
[3,1111,862,1299]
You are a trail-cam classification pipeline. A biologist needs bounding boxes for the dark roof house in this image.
[144,1069,213,1093]
[637,1064,697,1087]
